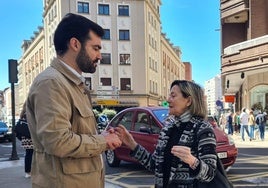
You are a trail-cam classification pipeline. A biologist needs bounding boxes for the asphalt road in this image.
[1,136,268,188]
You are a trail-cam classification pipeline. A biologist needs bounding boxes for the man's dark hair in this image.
[54,13,104,56]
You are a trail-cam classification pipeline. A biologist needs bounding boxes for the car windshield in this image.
[152,109,169,123]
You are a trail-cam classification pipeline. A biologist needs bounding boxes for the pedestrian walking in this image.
[15,102,33,178]
[255,111,267,141]
[240,108,251,141]
[248,110,255,140]
[219,113,226,132]
[226,112,233,135]
[26,13,122,188]
[233,111,240,134]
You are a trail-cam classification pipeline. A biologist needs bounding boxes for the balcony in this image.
[221,0,249,22]
[223,35,268,56]
[221,35,268,95]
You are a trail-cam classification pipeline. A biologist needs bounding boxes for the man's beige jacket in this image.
[27,58,107,188]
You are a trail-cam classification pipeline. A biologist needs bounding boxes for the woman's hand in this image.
[115,125,138,150]
[171,146,196,167]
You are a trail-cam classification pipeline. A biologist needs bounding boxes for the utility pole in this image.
[8,59,19,160]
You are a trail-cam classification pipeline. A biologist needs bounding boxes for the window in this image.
[78,2,89,14]
[101,53,111,64]
[120,78,131,90]
[100,78,111,86]
[118,111,133,130]
[98,4,109,15]
[102,29,110,40]
[119,30,130,40]
[85,77,92,90]
[119,54,131,65]
[118,5,129,16]
[135,112,149,132]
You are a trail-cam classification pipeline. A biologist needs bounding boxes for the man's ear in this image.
[69,37,81,51]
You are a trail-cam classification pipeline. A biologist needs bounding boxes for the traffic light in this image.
[8,59,18,83]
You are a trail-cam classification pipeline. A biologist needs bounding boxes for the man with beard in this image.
[26,13,122,188]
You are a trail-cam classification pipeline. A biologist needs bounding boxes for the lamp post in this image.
[8,59,19,160]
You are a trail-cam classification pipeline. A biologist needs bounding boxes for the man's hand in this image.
[115,125,137,150]
[101,131,122,150]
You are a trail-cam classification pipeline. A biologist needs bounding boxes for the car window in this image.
[118,111,133,131]
[134,112,148,132]
[150,117,161,134]
[134,112,161,134]
[152,109,169,123]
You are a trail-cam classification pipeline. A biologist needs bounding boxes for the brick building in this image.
[220,0,268,113]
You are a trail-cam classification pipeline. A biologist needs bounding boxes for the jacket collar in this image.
[50,58,83,86]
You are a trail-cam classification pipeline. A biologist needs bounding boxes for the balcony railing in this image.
[223,35,268,56]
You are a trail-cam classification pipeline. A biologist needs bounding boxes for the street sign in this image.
[224,95,235,103]
[97,86,119,99]
[96,99,119,106]
[98,115,108,126]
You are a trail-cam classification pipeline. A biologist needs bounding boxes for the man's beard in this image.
[76,46,98,73]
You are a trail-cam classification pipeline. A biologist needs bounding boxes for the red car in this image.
[105,107,238,169]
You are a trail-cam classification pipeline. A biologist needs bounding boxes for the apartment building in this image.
[2,86,20,126]
[18,0,187,110]
[220,0,268,113]
[19,27,44,108]
[204,75,222,116]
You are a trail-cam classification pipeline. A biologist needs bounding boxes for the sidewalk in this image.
[230,131,268,148]
[0,158,121,188]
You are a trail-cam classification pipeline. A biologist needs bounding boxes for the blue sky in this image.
[0,0,220,90]
[0,0,43,90]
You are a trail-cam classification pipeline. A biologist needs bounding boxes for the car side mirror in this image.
[139,126,152,134]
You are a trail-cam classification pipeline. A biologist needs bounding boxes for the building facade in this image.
[19,27,45,108]
[18,0,188,111]
[204,75,222,116]
[2,86,20,126]
[220,0,268,113]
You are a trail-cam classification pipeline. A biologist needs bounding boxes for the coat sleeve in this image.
[27,78,107,158]
[195,123,217,182]
[130,144,156,172]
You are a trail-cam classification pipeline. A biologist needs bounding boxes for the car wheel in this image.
[105,149,120,167]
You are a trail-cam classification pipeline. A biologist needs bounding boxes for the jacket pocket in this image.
[73,102,97,134]
[61,156,101,174]
[75,103,94,118]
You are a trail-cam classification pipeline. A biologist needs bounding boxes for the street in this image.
[1,136,268,188]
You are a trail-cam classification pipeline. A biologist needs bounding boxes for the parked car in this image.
[105,107,238,169]
[0,122,12,142]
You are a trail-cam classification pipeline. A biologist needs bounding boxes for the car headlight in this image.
[227,135,235,145]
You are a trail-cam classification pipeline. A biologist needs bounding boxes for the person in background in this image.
[26,13,122,188]
[248,110,255,140]
[233,111,241,134]
[219,113,226,132]
[18,103,33,178]
[255,111,267,141]
[240,108,251,141]
[115,80,218,187]
[226,111,233,135]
